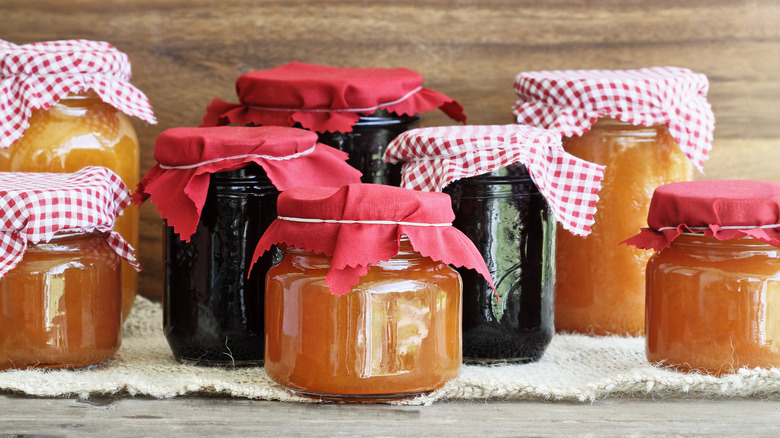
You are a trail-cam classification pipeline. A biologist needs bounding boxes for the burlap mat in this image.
[2,296,780,405]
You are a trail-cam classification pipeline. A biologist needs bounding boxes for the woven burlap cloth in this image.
[2,296,780,405]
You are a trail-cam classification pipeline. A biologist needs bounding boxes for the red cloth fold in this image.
[201,62,466,133]
[133,126,362,241]
[252,184,494,295]
[623,180,780,251]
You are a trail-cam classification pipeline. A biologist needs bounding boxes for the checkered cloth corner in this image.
[0,39,156,149]
[0,166,140,276]
[512,66,715,173]
[384,125,605,236]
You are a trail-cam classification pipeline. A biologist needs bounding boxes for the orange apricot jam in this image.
[554,117,694,336]
[264,239,462,401]
[0,232,122,370]
[0,91,140,321]
[645,234,780,375]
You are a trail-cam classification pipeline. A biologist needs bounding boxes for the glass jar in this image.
[444,163,554,363]
[264,238,462,401]
[645,234,780,375]
[0,90,140,321]
[316,110,421,186]
[0,232,122,370]
[554,117,694,335]
[163,164,278,366]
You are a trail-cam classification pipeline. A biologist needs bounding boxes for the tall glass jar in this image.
[0,232,122,370]
[316,110,421,186]
[554,117,694,335]
[164,164,278,366]
[444,163,555,363]
[645,234,780,375]
[0,91,140,321]
[264,238,462,401]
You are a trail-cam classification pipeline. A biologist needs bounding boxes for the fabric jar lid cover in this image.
[0,166,139,277]
[134,126,362,242]
[383,124,605,236]
[0,39,157,149]
[512,66,714,172]
[252,183,494,295]
[623,180,780,251]
[201,61,467,133]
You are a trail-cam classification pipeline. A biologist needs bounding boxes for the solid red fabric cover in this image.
[201,62,466,133]
[252,184,494,295]
[134,126,362,241]
[623,180,780,251]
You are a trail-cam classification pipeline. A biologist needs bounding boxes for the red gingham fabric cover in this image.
[0,166,140,277]
[201,61,466,133]
[0,39,157,149]
[512,66,714,172]
[252,184,494,295]
[383,124,605,236]
[134,126,363,242]
[624,180,780,251]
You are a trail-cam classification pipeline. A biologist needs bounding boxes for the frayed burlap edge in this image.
[3,296,780,406]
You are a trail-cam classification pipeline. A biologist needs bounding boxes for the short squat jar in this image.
[254,184,491,401]
[444,163,555,363]
[626,179,780,375]
[264,238,462,400]
[0,232,121,370]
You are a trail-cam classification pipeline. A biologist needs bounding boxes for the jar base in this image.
[289,388,433,403]
[0,359,112,371]
[176,357,264,368]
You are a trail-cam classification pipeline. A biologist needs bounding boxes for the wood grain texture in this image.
[1,0,779,299]
[1,395,779,437]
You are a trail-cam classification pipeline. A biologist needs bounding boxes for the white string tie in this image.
[158,145,316,170]
[656,223,780,231]
[278,216,451,227]
[246,86,423,113]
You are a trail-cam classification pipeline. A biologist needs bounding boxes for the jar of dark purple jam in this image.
[444,163,555,363]
[163,163,278,366]
[316,110,421,186]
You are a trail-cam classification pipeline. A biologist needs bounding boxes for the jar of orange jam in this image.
[253,184,492,401]
[554,118,693,335]
[513,67,715,336]
[0,232,121,370]
[626,180,780,375]
[0,167,139,370]
[0,40,156,321]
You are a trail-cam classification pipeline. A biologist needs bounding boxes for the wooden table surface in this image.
[2,395,779,437]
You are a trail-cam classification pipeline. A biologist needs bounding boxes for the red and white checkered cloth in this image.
[513,66,714,172]
[383,124,605,236]
[0,166,140,277]
[0,39,156,149]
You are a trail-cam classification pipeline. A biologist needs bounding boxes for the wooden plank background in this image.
[1,0,779,299]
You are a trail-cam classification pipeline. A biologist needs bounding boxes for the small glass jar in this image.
[554,117,694,335]
[164,164,278,366]
[264,238,462,401]
[645,234,780,375]
[444,163,554,363]
[0,232,122,370]
[0,91,140,321]
[316,110,421,186]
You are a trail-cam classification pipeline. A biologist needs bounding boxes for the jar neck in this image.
[52,89,110,111]
[669,233,780,254]
[589,116,668,135]
[282,237,426,268]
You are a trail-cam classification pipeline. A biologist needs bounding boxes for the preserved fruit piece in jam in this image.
[0,232,122,370]
[264,240,462,401]
[555,118,694,336]
[0,91,140,321]
[645,234,780,375]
